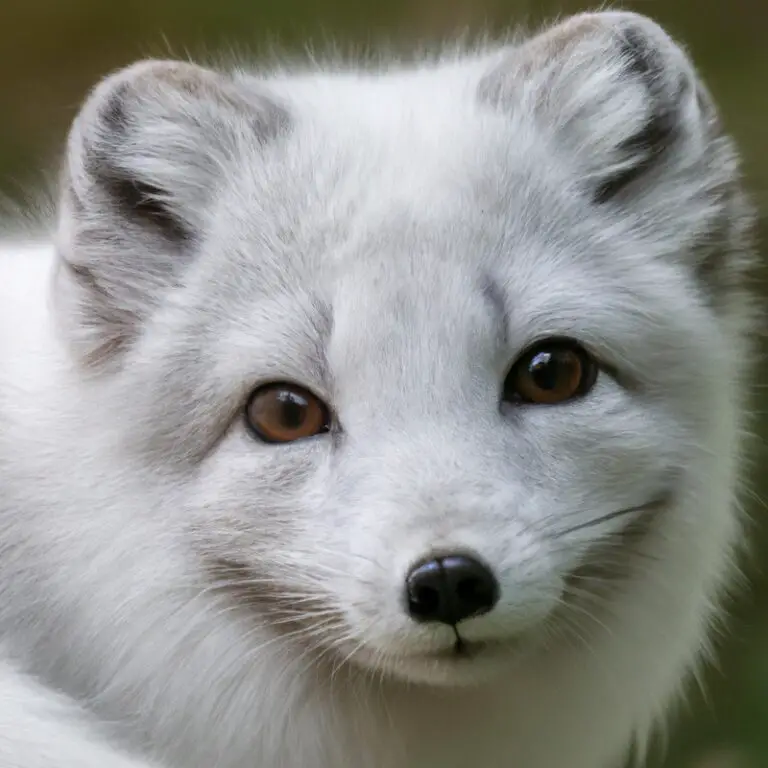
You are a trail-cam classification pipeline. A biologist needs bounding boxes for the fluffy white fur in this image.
[0,11,757,768]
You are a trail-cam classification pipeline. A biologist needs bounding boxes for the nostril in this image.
[405,553,499,626]
[456,576,486,602]
[408,583,441,620]
[406,559,443,621]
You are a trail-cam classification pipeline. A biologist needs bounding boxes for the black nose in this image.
[405,554,499,626]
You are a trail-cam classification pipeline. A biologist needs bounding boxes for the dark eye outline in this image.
[502,337,599,406]
[244,382,332,444]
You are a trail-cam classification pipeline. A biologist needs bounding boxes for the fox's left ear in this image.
[54,60,290,369]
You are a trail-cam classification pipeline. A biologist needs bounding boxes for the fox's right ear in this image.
[55,60,290,369]
[478,12,720,204]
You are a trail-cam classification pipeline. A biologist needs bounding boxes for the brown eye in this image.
[245,383,330,443]
[504,340,597,405]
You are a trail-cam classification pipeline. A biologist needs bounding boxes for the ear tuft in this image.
[83,78,192,242]
[590,23,685,202]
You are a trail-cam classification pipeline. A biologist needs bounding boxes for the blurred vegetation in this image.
[0,2,766,767]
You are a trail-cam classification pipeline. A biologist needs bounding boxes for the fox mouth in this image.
[420,630,489,660]
[440,626,515,659]
[451,629,471,656]
[388,625,533,665]
[425,636,516,660]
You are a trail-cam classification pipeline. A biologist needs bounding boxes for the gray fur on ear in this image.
[56,60,290,369]
[478,11,720,204]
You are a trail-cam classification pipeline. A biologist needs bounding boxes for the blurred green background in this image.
[0,1,765,767]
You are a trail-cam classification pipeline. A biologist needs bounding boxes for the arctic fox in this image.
[0,10,757,768]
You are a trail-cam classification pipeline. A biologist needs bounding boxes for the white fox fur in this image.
[0,11,758,768]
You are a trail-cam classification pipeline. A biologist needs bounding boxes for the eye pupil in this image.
[278,392,308,430]
[528,352,560,391]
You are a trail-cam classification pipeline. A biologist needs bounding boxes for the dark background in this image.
[0,2,765,766]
